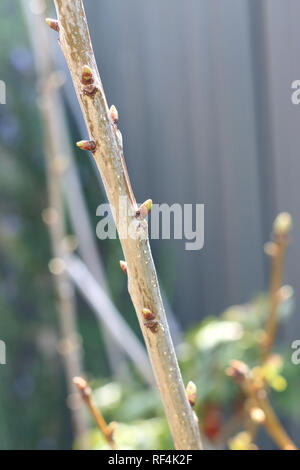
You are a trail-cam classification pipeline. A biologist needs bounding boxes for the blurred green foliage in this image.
[82,291,298,450]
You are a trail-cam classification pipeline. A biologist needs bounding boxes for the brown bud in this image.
[46,18,59,33]
[136,199,152,220]
[110,105,119,124]
[142,308,155,321]
[119,260,127,274]
[73,377,91,399]
[76,140,96,152]
[81,65,94,85]
[144,320,159,333]
[185,381,197,407]
[83,84,98,97]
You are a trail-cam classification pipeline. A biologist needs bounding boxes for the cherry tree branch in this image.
[51,0,202,449]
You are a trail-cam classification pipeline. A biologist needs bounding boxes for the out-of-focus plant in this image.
[178,288,297,439]
[80,280,298,449]
[80,214,298,450]
[179,213,298,449]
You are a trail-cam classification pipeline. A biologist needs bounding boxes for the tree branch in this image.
[261,213,292,361]
[227,361,297,450]
[51,0,202,449]
[74,377,117,450]
[23,0,89,448]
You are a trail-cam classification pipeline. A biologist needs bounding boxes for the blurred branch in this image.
[74,377,117,450]
[66,254,154,387]
[227,361,297,450]
[226,214,294,450]
[261,213,292,361]
[51,0,202,449]
[22,0,88,448]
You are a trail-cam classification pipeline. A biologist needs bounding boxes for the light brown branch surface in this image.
[52,0,202,450]
[74,377,117,450]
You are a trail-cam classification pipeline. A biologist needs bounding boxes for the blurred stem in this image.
[228,361,297,450]
[74,377,117,450]
[43,131,88,449]
[23,0,88,449]
[259,396,296,450]
[52,0,202,450]
[262,237,287,361]
[261,213,292,363]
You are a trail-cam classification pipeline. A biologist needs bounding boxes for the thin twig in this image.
[261,213,292,361]
[51,0,202,449]
[227,361,297,450]
[74,377,117,450]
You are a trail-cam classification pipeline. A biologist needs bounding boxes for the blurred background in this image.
[0,0,299,450]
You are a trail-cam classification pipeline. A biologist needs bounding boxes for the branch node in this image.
[142,308,159,332]
[83,84,98,97]
[76,140,96,153]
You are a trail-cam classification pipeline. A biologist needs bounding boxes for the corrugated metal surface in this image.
[63,0,300,340]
